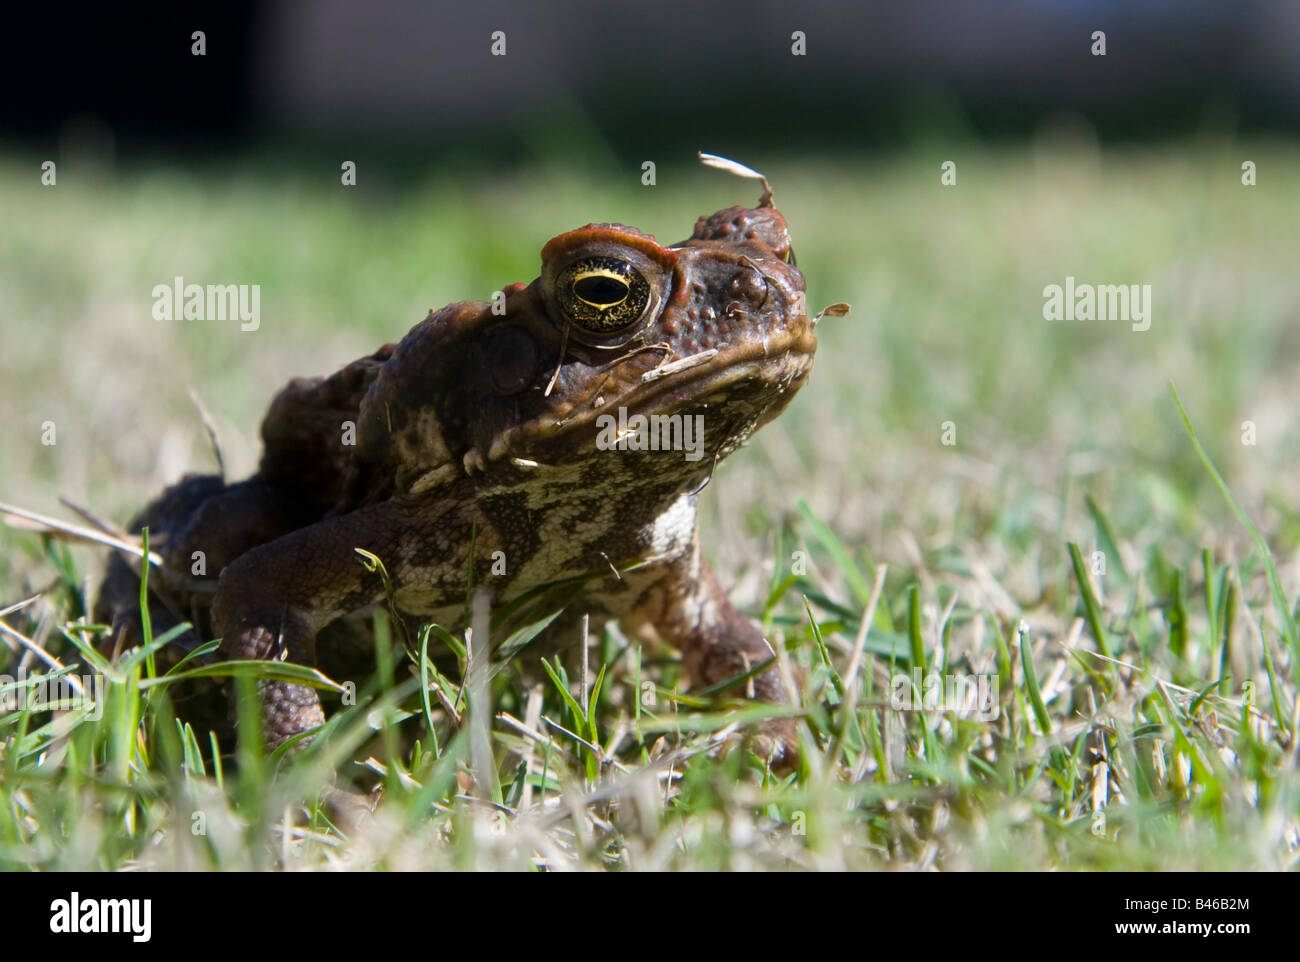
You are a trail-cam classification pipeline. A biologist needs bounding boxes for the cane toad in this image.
[97,185,821,767]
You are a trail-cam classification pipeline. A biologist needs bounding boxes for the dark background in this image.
[4,0,1299,162]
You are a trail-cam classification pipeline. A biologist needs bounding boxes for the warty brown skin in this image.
[97,196,814,766]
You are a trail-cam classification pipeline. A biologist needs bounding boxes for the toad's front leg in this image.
[627,553,799,769]
[210,502,423,750]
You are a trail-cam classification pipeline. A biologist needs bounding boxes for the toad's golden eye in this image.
[555,256,651,333]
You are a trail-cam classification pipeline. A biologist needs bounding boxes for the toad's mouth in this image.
[487,332,816,467]
[627,342,815,415]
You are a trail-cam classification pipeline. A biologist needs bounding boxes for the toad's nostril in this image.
[729,271,766,304]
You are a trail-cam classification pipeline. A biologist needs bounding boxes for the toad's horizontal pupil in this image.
[574,275,628,306]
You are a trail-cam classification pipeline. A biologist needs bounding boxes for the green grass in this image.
[1,142,1299,870]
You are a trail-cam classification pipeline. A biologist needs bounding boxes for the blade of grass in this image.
[1085,494,1128,580]
[1019,621,1053,735]
[798,500,872,607]
[1067,542,1114,660]
[1170,381,1299,675]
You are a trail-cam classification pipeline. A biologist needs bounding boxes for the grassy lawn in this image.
[1,141,1298,870]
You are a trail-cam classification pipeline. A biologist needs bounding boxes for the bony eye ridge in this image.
[555,255,651,333]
